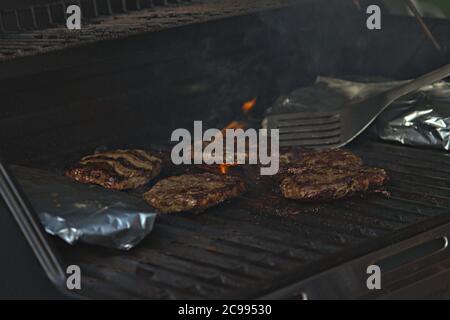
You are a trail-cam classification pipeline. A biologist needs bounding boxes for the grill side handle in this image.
[259,223,450,300]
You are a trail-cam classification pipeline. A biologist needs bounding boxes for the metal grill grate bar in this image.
[0,0,290,61]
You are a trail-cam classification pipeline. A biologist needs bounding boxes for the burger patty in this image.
[279,148,388,201]
[280,148,363,171]
[281,167,389,202]
[143,173,246,213]
[270,148,365,185]
[65,149,163,190]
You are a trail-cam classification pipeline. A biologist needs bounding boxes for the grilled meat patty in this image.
[143,173,246,213]
[280,148,363,171]
[279,148,388,201]
[281,166,389,201]
[65,149,163,190]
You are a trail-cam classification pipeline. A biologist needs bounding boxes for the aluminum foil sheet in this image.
[12,166,157,251]
[266,77,450,150]
[374,103,450,150]
[266,77,411,115]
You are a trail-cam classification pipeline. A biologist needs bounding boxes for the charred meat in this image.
[65,149,163,190]
[280,148,363,171]
[279,148,388,201]
[143,173,246,213]
[281,166,389,202]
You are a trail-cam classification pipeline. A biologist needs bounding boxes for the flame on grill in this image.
[242,98,257,114]
[219,164,229,175]
[208,100,256,175]
[224,120,248,131]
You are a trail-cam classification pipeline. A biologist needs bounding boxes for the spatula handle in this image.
[386,63,450,103]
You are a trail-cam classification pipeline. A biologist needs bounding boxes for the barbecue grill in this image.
[1,0,450,300]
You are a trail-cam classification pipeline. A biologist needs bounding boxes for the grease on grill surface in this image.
[143,173,246,213]
[65,149,163,190]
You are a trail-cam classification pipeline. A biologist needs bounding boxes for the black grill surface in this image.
[21,139,450,299]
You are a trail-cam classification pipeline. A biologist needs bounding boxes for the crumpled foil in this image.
[12,166,157,251]
[374,82,450,150]
[374,103,450,150]
[266,77,450,150]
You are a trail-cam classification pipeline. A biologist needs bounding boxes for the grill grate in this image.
[38,139,450,299]
[0,0,289,61]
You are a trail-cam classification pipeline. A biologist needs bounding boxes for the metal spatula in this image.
[267,63,450,149]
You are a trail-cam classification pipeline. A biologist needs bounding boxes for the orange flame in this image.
[242,98,257,114]
[219,164,229,175]
[213,106,254,175]
[224,120,248,130]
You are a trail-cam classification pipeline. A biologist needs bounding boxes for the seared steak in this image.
[65,149,163,190]
[143,173,246,213]
[281,167,389,202]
